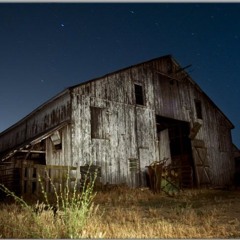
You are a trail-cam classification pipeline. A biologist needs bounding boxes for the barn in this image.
[0,55,236,194]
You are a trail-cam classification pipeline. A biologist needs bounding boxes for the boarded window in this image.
[129,158,139,172]
[134,84,144,105]
[90,107,105,139]
[50,131,62,150]
[194,99,203,119]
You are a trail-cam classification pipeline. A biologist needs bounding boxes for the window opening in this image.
[194,100,203,120]
[90,107,105,139]
[32,168,37,178]
[32,182,37,193]
[134,84,144,105]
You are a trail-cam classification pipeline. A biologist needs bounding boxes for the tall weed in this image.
[0,166,97,238]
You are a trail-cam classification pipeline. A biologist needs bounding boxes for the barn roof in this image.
[0,54,234,137]
[0,121,70,161]
[66,55,234,129]
[68,54,173,90]
[69,54,234,129]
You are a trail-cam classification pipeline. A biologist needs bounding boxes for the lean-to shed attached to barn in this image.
[0,55,235,192]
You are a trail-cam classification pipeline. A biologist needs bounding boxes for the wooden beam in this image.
[18,150,45,154]
[189,122,202,140]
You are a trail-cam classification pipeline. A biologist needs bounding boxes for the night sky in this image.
[0,3,239,147]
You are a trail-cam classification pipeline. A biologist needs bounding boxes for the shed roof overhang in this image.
[0,121,70,162]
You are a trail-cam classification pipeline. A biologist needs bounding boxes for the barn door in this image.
[192,139,212,187]
[158,129,171,165]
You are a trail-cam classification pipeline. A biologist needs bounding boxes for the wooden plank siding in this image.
[0,163,21,196]
[0,91,71,155]
[70,56,234,187]
[0,55,235,188]
[20,164,77,195]
[45,124,72,166]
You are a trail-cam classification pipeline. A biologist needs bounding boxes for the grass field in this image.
[0,186,240,238]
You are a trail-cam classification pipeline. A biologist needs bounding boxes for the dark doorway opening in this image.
[156,115,196,188]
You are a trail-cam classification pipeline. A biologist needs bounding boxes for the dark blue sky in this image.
[0,3,239,147]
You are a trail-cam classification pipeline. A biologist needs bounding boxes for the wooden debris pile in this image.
[146,158,181,196]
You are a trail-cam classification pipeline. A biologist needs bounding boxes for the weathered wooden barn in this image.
[233,144,240,187]
[0,55,236,193]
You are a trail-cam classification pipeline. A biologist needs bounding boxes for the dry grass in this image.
[90,186,240,238]
[1,186,240,238]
